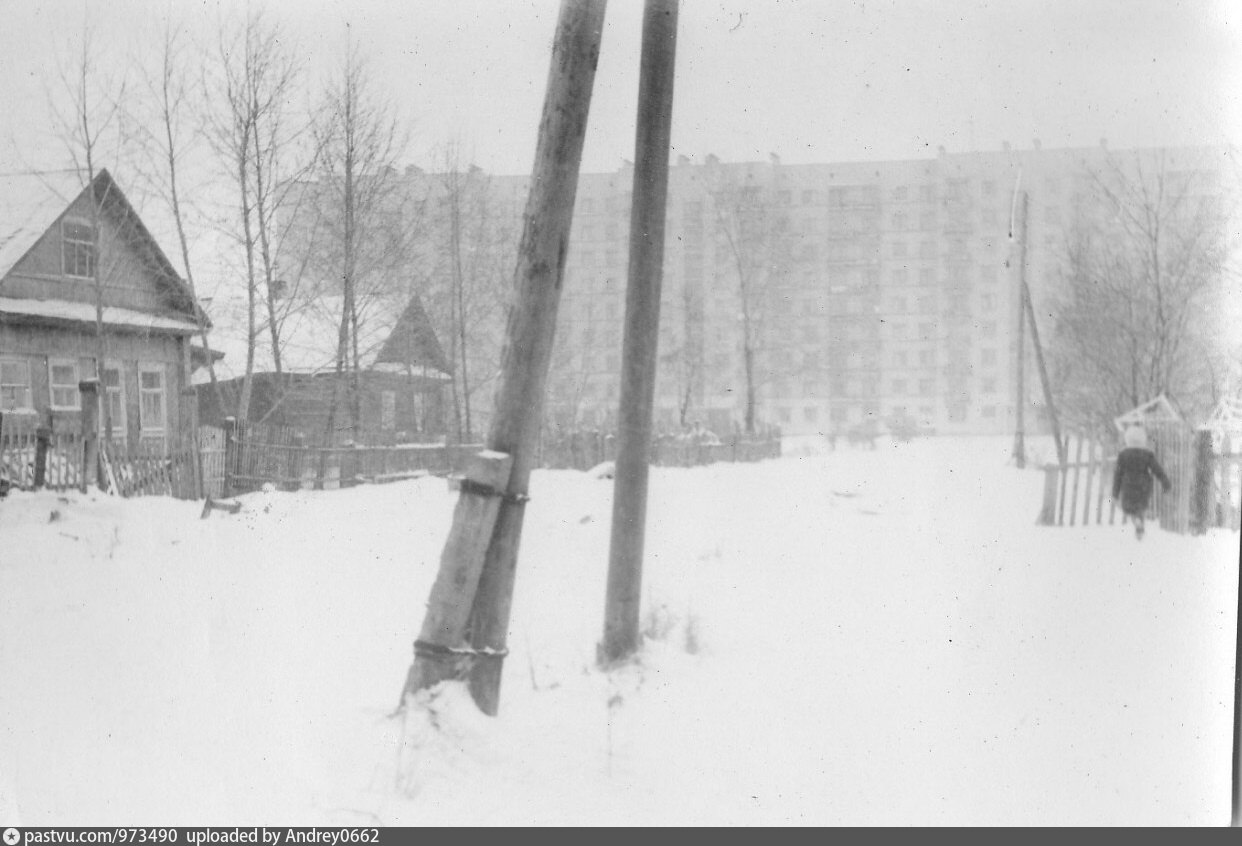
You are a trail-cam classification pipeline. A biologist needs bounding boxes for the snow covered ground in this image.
[0,435,1236,825]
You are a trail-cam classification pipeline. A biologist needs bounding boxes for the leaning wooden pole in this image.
[1022,263,1065,466]
[1233,539,1241,826]
[601,0,679,665]
[464,0,608,716]
[1010,188,1028,468]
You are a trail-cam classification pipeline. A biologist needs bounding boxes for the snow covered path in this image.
[0,436,1236,825]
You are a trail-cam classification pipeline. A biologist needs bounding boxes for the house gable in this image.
[0,170,204,330]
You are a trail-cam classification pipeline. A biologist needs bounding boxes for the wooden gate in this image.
[1038,426,1195,534]
[198,425,226,499]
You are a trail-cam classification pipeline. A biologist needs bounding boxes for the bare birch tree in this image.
[49,22,128,441]
[309,39,411,444]
[206,9,307,422]
[1050,152,1236,431]
[426,148,517,442]
[125,18,225,409]
[709,177,793,434]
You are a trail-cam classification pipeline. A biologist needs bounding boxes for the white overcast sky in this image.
[0,0,1240,175]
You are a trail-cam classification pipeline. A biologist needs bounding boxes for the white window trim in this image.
[0,356,35,413]
[61,217,96,280]
[103,360,127,442]
[138,363,167,434]
[48,358,81,411]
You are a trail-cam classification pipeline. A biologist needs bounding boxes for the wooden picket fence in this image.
[217,419,483,495]
[100,439,198,499]
[0,417,87,492]
[1038,426,1240,533]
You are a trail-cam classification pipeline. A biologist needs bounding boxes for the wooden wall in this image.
[0,322,188,446]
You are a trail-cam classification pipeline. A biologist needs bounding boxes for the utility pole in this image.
[1010,188,1028,468]
[463,0,608,716]
[601,0,679,665]
[1021,252,1065,467]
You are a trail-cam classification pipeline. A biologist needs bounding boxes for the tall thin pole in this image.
[601,0,679,664]
[1010,188,1027,468]
[1022,263,1065,466]
[465,0,607,716]
[1233,543,1241,825]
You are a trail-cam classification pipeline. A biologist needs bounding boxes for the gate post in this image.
[34,415,52,490]
[223,416,238,497]
[78,379,100,493]
[1037,463,1059,525]
[1190,428,1215,534]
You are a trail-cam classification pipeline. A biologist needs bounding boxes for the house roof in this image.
[0,168,208,328]
[1113,394,1184,433]
[373,294,452,376]
[0,297,201,334]
[262,292,451,379]
[0,170,84,279]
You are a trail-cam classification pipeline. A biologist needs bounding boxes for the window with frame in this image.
[102,362,126,440]
[0,358,32,411]
[139,365,166,433]
[49,359,80,410]
[62,219,97,278]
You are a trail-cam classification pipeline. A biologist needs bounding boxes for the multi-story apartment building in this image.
[535,140,1232,437]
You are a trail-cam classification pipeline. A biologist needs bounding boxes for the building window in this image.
[919,268,936,286]
[919,379,935,396]
[981,405,997,418]
[919,349,936,366]
[980,293,996,311]
[62,219,97,279]
[803,406,818,423]
[892,241,907,259]
[892,379,908,394]
[102,362,126,440]
[981,348,997,367]
[381,390,396,431]
[981,378,997,394]
[981,321,997,337]
[893,351,908,367]
[49,359,80,410]
[0,358,32,411]
[139,365,166,434]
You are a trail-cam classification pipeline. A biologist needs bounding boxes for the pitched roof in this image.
[255,292,450,378]
[0,170,84,278]
[0,168,207,327]
[373,294,451,376]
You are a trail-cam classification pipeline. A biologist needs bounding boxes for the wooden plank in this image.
[1068,435,1084,526]
[1082,437,1097,525]
[401,450,513,701]
[1096,454,1109,525]
[1057,435,1070,525]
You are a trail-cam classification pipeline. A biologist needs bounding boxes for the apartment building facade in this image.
[531,140,1231,437]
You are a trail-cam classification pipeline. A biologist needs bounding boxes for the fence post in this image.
[223,416,238,497]
[1190,428,1215,535]
[1038,464,1058,525]
[79,379,100,493]
[34,417,51,490]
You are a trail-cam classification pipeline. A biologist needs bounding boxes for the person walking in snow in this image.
[1111,424,1171,540]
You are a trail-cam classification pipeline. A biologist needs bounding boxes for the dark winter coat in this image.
[1111,447,1171,517]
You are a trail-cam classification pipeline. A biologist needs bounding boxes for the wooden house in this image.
[197,293,452,445]
[0,169,212,448]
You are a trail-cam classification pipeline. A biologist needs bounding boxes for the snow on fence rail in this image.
[1038,427,1240,533]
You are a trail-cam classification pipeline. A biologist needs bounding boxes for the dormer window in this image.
[62,219,96,278]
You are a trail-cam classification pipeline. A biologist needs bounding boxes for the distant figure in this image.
[1111,425,1171,540]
